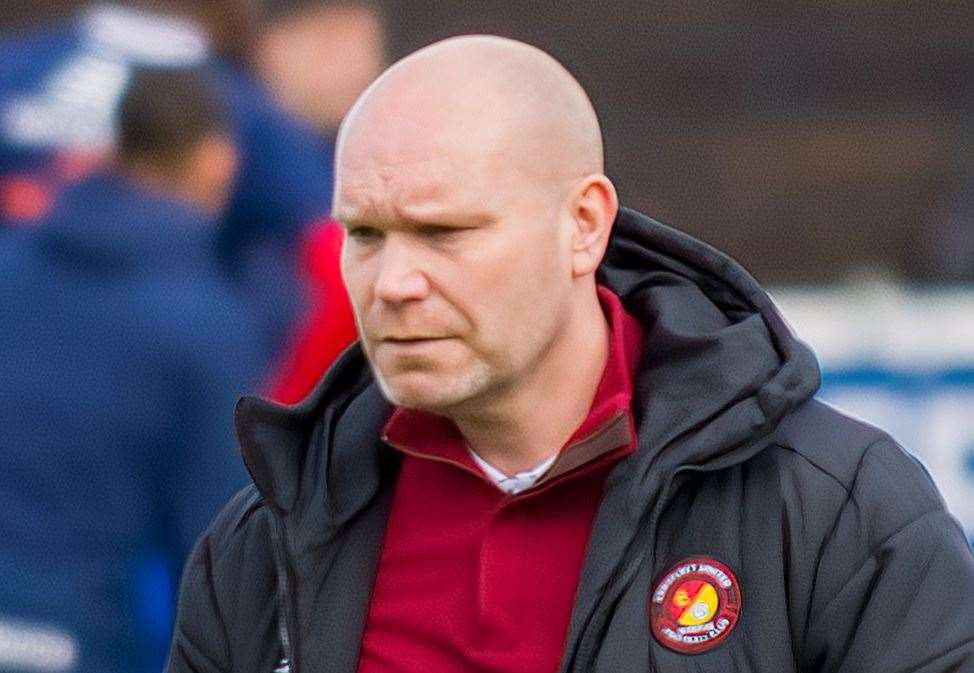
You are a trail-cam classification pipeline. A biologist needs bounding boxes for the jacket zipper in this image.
[566,466,677,672]
[268,510,299,673]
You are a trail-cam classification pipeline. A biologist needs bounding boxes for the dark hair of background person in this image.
[116,66,228,176]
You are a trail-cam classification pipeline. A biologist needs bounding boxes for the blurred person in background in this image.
[0,0,334,359]
[0,2,209,230]
[0,67,265,673]
[257,0,386,137]
[254,0,387,403]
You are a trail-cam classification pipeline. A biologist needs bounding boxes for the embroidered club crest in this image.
[649,557,742,654]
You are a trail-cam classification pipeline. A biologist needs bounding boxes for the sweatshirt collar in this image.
[381,285,643,492]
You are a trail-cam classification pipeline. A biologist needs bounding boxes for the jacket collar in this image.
[37,172,215,273]
[236,344,392,524]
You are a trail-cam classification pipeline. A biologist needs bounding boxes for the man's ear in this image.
[569,173,618,277]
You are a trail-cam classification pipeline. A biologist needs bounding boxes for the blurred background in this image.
[0,1,972,672]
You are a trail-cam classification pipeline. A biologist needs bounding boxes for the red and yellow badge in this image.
[649,557,742,654]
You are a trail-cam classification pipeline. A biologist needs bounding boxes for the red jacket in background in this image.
[267,220,357,403]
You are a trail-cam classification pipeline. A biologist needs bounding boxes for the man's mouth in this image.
[380,335,452,343]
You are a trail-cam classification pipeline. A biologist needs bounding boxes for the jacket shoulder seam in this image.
[806,504,947,626]
[799,435,882,646]
[767,443,855,496]
[206,486,270,567]
[803,436,948,643]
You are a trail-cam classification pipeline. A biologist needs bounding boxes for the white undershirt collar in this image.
[467,449,558,495]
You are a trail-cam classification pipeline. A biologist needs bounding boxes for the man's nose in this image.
[373,238,431,304]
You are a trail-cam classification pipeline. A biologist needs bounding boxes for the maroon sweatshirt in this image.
[357,287,643,673]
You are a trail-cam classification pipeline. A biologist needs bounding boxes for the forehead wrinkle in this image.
[340,131,499,199]
[336,164,466,228]
[340,153,457,199]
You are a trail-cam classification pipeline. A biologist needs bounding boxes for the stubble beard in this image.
[374,357,496,414]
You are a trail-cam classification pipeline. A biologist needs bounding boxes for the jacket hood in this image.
[601,208,820,484]
[37,172,216,274]
[236,207,821,535]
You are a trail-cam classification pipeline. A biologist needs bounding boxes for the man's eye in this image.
[347,226,383,241]
[418,225,465,239]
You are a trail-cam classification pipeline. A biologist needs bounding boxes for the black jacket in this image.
[167,208,974,673]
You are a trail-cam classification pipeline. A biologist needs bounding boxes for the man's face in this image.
[335,130,574,414]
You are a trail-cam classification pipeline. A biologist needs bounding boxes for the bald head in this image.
[336,36,604,197]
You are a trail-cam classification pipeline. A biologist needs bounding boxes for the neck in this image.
[122,162,210,213]
[451,286,610,475]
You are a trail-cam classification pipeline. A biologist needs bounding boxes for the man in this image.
[167,36,974,673]
[0,67,265,673]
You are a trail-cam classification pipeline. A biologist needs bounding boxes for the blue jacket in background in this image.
[212,58,335,354]
[0,173,267,673]
[0,4,335,355]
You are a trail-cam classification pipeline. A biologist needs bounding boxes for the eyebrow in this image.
[398,208,496,228]
[336,206,496,229]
